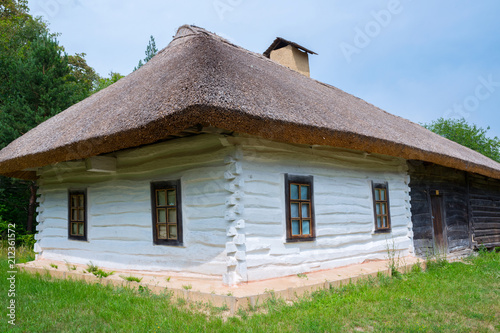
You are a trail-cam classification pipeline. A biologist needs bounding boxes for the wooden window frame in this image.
[68,190,87,241]
[285,174,315,242]
[372,181,391,233]
[151,180,183,246]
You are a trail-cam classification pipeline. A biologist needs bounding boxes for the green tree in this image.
[423,117,500,162]
[93,71,124,93]
[0,0,101,236]
[134,35,158,71]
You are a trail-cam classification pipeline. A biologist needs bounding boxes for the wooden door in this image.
[430,194,447,253]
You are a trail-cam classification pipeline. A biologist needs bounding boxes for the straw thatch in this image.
[0,25,499,180]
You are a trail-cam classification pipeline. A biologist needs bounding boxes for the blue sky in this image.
[28,0,500,138]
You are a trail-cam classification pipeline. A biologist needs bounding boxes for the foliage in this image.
[0,0,102,239]
[93,71,124,93]
[423,117,500,162]
[133,35,158,71]
[1,244,498,332]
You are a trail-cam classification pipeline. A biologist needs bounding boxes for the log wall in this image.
[407,161,470,255]
[469,174,500,248]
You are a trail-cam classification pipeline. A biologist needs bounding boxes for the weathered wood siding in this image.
[469,174,500,248]
[407,161,470,255]
[36,134,231,278]
[233,137,413,281]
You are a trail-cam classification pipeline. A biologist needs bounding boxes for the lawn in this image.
[0,246,498,332]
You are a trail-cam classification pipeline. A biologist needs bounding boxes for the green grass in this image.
[0,246,499,332]
[120,275,143,283]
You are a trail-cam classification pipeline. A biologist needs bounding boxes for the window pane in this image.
[71,196,77,208]
[157,190,166,206]
[377,216,382,228]
[157,209,166,223]
[79,209,85,221]
[376,203,381,215]
[78,223,84,236]
[383,216,388,228]
[168,225,177,239]
[380,189,385,201]
[375,189,380,201]
[291,203,299,218]
[72,209,78,221]
[71,223,78,235]
[167,190,176,206]
[302,220,310,235]
[382,203,386,214]
[291,220,300,235]
[78,195,84,207]
[300,185,309,200]
[168,208,176,223]
[158,225,167,239]
[290,184,299,200]
[301,203,310,218]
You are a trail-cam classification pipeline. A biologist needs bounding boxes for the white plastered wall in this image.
[34,132,413,284]
[231,135,413,281]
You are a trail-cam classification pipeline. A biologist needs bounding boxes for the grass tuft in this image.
[120,275,143,283]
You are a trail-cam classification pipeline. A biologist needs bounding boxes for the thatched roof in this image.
[1,25,500,180]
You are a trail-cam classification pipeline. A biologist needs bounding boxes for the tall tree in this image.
[423,117,500,162]
[0,0,100,236]
[134,35,158,71]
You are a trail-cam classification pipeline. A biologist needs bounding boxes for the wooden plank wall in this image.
[469,174,500,248]
[407,161,470,255]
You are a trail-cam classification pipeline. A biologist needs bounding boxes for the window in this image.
[285,174,315,242]
[151,180,183,246]
[68,190,87,241]
[372,182,391,232]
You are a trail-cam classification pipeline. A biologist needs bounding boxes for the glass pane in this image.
[291,203,299,218]
[300,185,309,200]
[78,223,84,236]
[376,203,381,215]
[301,203,310,218]
[72,209,78,221]
[302,220,310,235]
[291,220,300,235]
[157,209,166,223]
[377,216,382,228]
[71,223,78,235]
[168,225,177,239]
[168,208,177,223]
[383,216,388,228]
[375,189,380,201]
[79,209,84,221]
[167,190,176,206]
[158,225,167,239]
[382,203,386,214]
[157,190,166,206]
[290,184,299,200]
[78,195,84,207]
[380,189,386,201]
[71,196,77,208]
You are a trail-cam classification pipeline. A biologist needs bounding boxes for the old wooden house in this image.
[0,25,499,285]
